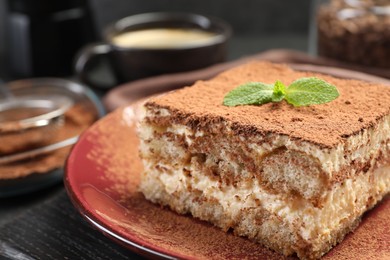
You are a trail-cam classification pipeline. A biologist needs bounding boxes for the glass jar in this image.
[311,0,390,68]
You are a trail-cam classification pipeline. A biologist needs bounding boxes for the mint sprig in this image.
[223,77,339,107]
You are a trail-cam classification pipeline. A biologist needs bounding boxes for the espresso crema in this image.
[112,28,222,49]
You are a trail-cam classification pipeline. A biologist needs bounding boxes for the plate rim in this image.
[64,110,188,260]
[65,64,390,259]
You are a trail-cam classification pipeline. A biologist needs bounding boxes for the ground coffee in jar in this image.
[316,0,390,68]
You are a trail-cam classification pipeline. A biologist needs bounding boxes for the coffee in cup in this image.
[111,28,223,49]
[74,12,232,89]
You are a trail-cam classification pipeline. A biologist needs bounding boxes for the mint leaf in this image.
[272,80,286,102]
[285,77,339,107]
[222,77,339,107]
[223,82,273,107]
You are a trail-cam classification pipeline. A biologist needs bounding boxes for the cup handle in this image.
[74,42,117,90]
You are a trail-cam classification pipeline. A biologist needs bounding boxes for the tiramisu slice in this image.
[137,62,390,259]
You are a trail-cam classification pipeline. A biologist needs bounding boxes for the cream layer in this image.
[138,107,390,200]
[141,107,390,175]
[141,158,389,243]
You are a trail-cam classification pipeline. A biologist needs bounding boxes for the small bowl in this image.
[0,96,73,155]
[0,78,105,197]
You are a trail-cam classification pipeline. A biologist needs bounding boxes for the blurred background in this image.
[0,0,312,81]
[90,0,311,60]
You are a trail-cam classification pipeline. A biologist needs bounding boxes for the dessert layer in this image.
[145,62,390,148]
[137,62,390,259]
[139,109,390,258]
[140,139,390,259]
[139,111,390,201]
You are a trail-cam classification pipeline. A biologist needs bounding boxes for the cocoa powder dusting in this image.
[86,105,143,198]
[0,104,96,179]
[324,195,390,259]
[146,61,390,148]
[85,107,389,259]
[85,107,296,259]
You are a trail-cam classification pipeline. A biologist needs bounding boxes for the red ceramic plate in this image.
[65,103,389,260]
